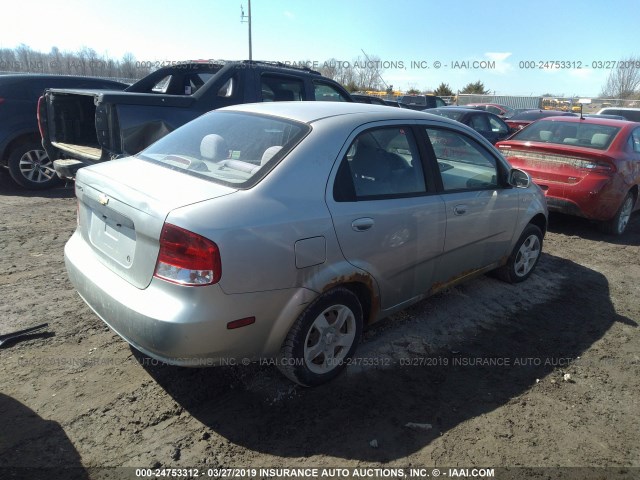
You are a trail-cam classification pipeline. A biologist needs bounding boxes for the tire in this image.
[495,224,543,284]
[8,141,61,190]
[277,287,363,387]
[598,192,634,236]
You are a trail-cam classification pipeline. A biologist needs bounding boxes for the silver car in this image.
[65,102,547,386]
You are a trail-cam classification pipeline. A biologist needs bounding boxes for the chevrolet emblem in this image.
[98,193,109,206]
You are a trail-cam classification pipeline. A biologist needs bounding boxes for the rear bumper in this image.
[533,176,622,221]
[54,159,86,180]
[64,231,313,365]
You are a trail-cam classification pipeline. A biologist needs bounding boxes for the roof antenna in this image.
[578,98,591,120]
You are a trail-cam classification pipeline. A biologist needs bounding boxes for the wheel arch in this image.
[528,212,548,236]
[1,132,42,166]
[335,281,376,325]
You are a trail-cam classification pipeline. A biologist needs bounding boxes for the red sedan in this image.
[497,117,640,235]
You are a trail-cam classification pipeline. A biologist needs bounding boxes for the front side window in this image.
[469,114,491,132]
[488,116,509,134]
[334,127,427,201]
[424,128,499,191]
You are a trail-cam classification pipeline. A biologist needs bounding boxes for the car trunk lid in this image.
[498,143,615,185]
[75,157,236,289]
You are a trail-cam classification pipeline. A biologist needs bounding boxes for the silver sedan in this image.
[65,102,548,386]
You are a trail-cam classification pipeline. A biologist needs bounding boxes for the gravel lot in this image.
[1,172,638,480]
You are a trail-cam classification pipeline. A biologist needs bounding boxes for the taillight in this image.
[37,96,45,138]
[154,223,221,286]
[0,97,5,105]
[578,160,615,175]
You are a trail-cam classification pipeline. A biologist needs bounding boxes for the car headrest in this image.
[200,134,228,161]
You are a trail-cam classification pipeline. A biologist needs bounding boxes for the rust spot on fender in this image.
[323,272,380,325]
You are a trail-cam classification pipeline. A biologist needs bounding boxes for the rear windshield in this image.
[510,120,621,150]
[137,111,310,187]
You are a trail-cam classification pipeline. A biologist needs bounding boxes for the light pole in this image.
[241,1,252,61]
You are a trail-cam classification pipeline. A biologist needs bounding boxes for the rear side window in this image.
[138,111,310,188]
[313,81,349,102]
[424,128,498,191]
[261,75,304,102]
[334,127,427,201]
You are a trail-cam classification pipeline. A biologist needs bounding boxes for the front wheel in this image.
[277,287,363,387]
[598,192,634,236]
[495,224,543,284]
[8,141,61,189]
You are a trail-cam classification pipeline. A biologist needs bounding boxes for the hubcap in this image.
[617,197,634,234]
[303,304,356,374]
[19,149,55,183]
[514,234,541,277]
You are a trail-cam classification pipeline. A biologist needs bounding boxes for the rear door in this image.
[326,123,446,310]
[419,126,519,284]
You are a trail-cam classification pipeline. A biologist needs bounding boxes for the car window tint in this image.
[489,116,508,134]
[313,81,349,102]
[334,127,427,200]
[470,114,491,132]
[261,75,304,102]
[424,128,498,191]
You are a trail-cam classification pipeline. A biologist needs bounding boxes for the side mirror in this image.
[509,168,531,188]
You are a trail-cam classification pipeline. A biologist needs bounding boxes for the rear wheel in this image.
[8,141,60,190]
[277,287,363,387]
[495,224,543,283]
[598,192,634,236]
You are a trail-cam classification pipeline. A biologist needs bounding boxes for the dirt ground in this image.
[1,172,639,480]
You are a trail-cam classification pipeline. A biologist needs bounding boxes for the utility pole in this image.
[241,1,252,61]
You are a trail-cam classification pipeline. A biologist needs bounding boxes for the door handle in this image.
[453,204,468,215]
[351,217,374,232]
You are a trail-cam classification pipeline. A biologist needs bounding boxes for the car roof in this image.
[598,107,640,111]
[467,103,509,108]
[508,110,577,120]
[433,107,479,113]
[222,101,458,125]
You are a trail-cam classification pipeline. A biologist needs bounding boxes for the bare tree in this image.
[600,56,640,99]
[353,55,386,91]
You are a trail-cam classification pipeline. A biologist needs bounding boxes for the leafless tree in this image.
[600,56,640,99]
